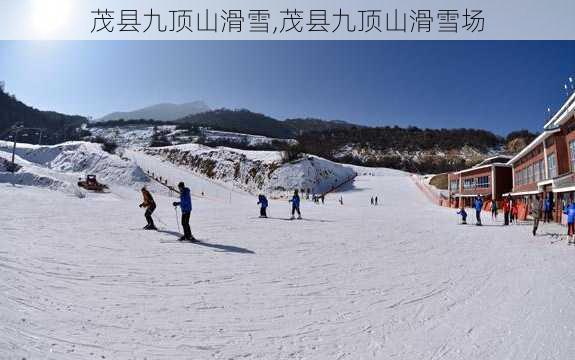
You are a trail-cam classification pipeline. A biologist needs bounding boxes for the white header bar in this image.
[0,0,574,40]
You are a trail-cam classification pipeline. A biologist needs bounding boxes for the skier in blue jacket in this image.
[474,195,483,226]
[564,200,575,244]
[173,181,195,241]
[289,190,302,220]
[257,194,268,218]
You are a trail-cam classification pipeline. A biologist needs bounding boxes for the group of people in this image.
[138,181,195,242]
[457,193,575,243]
[256,190,302,220]
[139,185,307,243]
[370,196,379,206]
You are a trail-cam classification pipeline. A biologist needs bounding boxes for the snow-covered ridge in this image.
[0,141,148,192]
[143,144,356,197]
[202,129,297,147]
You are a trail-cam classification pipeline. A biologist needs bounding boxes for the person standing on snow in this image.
[491,199,498,220]
[257,194,268,218]
[139,187,157,230]
[457,207,467,224]
[173,181,195,241]
[564,198,575,244]
[370,197,374,205]
[503,196,511,226]
[544,194,553,223]
[474,195,483,226]
[289,190,302,220]
[375,196,378,206]
[511,200,518,224]
[531,195,542,236]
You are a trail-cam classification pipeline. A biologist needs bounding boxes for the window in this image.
[570,140,575,172]
[449,179,459,192]
[463,178,475,190]
[548,153,558,178]
[527,164,533,183]
[532,160,544,182]
[476,175,489,188]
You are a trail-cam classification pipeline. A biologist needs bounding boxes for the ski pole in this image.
[174,206,181,233]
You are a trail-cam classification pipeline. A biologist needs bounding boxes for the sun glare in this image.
[30,0,72,38]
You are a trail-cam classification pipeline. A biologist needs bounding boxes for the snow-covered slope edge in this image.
[0,141,148,192]
[142,144,357,197]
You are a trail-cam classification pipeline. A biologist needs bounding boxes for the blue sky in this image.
[0,41,573,135]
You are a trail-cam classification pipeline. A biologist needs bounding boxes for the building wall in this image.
[460,167,492,197]
[562,115,575,173]
[512,143,544,193]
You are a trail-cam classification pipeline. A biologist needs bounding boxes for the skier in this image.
[531,195,542,236]
[289,189,302,220]
[173,181,195,241]
[511,200,518,224]
[257,194,268,218]
[321,195,325,204]
[544,194,553,223]
[503,196,511,226]
[564,199,575,244]
[491,199,498,220]
[375,196,378,206]
[474,195,483,226]
[339,196,343,205]
[370,197,374,205]
[139,186,157,230]
[457,207,467,224]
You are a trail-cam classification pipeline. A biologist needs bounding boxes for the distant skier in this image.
[370,197,374,205]
[321,195,325,204]
[564,199,575,244]
[474,195,483,226]
[257,194,268,218]
[457,207,467,224]
[491,199,498,220]
[289,190,302,220]
[510,200,518,224]
[339,196,343,205]
[544,194,553,223]
[375,196,378,206]
[173,181,195,241]
[503,196,511,225]
[531,195,542,236]
[139,186,157,230]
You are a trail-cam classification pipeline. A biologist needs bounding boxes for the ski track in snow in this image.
[2,169,575,359]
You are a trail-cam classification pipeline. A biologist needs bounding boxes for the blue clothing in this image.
[257,195,268,208]
[544,199,552,212]
[457,209,467,221]
[474,198,483,211]
[564,204,575,224]
[179,187,192,213]
[290,194,300,208]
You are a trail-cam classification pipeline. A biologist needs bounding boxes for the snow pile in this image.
[142,144,356,197]
[0,141,148,190]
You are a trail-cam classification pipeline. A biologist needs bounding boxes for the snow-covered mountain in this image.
[96,101,210,122]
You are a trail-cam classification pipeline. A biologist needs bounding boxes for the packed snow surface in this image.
[3,162,575,359]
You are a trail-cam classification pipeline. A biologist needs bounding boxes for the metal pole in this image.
[11,129,17,173]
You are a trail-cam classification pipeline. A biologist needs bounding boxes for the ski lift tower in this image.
[6,124,45,172]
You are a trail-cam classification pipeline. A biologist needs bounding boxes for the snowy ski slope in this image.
[2,156,575,359]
